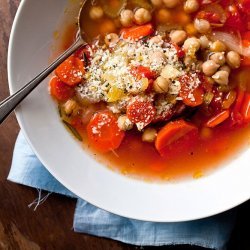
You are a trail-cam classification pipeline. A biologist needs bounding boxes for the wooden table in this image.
[0,1,249,249]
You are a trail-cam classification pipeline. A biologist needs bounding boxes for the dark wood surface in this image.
[0,1,249,249]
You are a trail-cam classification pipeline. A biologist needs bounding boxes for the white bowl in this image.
[8,0,250,222]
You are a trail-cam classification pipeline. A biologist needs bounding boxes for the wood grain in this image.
[0,0,247,249]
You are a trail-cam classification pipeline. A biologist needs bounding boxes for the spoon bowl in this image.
[0,0,88,124]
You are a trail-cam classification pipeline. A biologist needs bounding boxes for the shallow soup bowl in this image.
[8,0,250,222]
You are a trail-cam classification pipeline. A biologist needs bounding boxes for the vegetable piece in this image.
[155,119,198,157]
[120,23,154,40]
[197,3,226,25]
[224,4,246,32]
[196,10,221,24]
[87,111,125,153]
[55,56,85,86]
[130,65,156,79]
[126,100,156,126]
[171,43,185,58]
[232,89,245,113]
[240,93,250,123]
[179,74,204,107]
[205,110,230,128]
[63,120,82,141]
[229,89,245,127]
[50,76,75,102]
[212,32,250,58]
[222,90,237,109]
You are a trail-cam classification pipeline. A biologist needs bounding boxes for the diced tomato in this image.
[238,0,250,12]
[120,24,154,40]
[171,43,185,59]
[205,110,230,128]
[179,74,204,107]
[219,0,231,8]
[49,76,75,102]
[225,4,246,32]
[130,66,156,80]
[87,111,125,153]
[155,119,198,157]
[55,56,85,86]
[240,92,250,123]
[229,89,245,127]
[126,100,156,126]
[197,10,221,24]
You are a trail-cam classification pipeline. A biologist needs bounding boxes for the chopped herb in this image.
[62,120,82,141]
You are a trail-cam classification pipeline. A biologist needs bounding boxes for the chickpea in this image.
[120,9,134,27]
[210,52,225,66]
[226,51,241,69]
[163,0,180,8]
[134,8,152,25]
[142,128,157,143]
[199,35,210,49]
[161,65,180,79]
[220,65,231,74]
[89,6,104,20]
[117,115,133,131]
[210,40,227,52]
[212,71,229,85]
[184,0,199,13]
[63,99,78,115]
[150,51,166,64]
[169,30,187,45]
[202,60,220,76]
[183,37,201,52]
[149,36,163,45]
[151,0,163,7]
[100,20,116,35]
[153,76,170,93]
[104,33,119,47]
[156,8,172,23]
[194,19,210,34]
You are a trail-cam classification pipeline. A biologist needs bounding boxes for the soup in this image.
[50,0,250,181]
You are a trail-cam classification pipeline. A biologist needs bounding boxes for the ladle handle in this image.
[0,36,86,124]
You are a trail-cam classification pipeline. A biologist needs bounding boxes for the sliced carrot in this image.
[240,92,250,123]
[55,56,85,86]
[206,110,230,128]
[49,76,75,102]
[120,24,154,40]
[155,119,198,157]
[179,74,204,107]
[87,111,125,153]
[126,100,156,127]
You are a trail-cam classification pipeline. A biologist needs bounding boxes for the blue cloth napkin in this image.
[8,132,236,249]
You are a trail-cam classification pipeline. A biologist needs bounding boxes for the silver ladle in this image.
[0,2,88,124]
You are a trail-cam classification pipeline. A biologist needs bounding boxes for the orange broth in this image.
[55,1,250,182]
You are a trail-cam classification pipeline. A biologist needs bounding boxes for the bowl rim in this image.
[7,0,250,222]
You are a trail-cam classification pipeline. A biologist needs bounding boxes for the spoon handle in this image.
[0,36,86,124]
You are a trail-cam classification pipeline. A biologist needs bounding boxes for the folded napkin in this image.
[8,132,236,249]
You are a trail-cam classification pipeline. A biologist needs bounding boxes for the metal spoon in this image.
[0,1,88,124]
